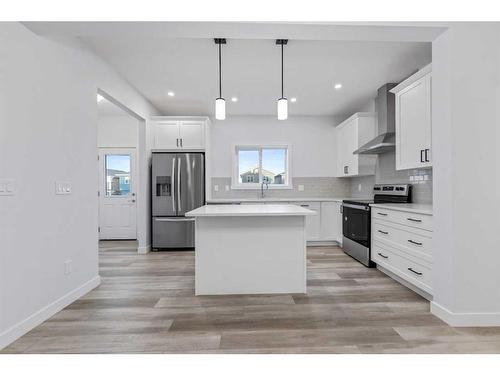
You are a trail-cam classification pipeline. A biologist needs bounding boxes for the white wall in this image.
[209,115,339,178]
[0,23,160,349]
[431,24,500,325]
[97,115,138,148]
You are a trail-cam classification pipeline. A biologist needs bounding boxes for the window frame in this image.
[231,144,292,190]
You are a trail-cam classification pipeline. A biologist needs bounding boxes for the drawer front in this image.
[372,220,432,262]
[372,207,433,231]
[372,242,432,294]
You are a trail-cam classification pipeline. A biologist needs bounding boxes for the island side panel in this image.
[195,215,307,295]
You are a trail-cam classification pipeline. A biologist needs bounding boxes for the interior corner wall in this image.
[431,24,500,326]
[0,22,160,349]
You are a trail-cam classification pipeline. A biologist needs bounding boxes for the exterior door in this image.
[98,148,137,239]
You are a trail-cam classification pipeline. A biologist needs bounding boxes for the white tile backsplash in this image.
[349,151,433,204]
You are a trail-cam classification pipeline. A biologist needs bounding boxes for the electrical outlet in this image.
[0,178,15,196]
[225,185,230,192]
[55,181,72,195]
[64,260,73,275]
[297,185,305,191]
[358,184,362,192]
[214,185,219,192]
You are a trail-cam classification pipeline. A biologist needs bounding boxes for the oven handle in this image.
[342,203,370,211]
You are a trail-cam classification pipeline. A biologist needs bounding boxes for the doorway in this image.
[98,148,137,239]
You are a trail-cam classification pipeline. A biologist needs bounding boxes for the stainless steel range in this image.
[342,184,411,267]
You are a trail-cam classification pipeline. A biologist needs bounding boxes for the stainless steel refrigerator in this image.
[152,152,205,249]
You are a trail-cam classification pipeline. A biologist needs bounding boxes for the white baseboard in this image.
[137,244,151,254]
[431,301,500,327]
[0,275,101,350]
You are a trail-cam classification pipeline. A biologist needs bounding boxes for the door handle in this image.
[408,239,423,246]
[378,230,389,235]
[176,138,179,147]
[407,217,422,223]
[408,267,423,276]
[377,212,388,216]
[180,138,183,147]
[378,252,389,259]
[177,156,181,212]
[420,149,424,163]
[425,148,430,162]
[172,156,176,212]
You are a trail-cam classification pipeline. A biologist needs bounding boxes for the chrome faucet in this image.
[260,180,269,198]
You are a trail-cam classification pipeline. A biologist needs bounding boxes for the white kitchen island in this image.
[186,204,315,295]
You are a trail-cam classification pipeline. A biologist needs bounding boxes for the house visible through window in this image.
[234,146,290,188]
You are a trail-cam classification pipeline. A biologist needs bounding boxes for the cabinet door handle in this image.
[407,217,422,223]
[377,212,388,216]
[378,252,389,259]
[425,148,430,162]
[176,138,179,147]
[300,204,309,208]
[378,230,389,235]
[180,138,183,147]
[408,239,423,246]
[420,149,424,163]
[408,267,423,276]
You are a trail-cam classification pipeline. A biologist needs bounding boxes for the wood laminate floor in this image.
[3,241,500,354]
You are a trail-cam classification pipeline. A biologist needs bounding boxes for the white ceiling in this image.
[85,37,430,117]
[25,22,435,117]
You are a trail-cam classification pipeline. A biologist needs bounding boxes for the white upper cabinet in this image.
[151,117,207,150]
[391,64,432,170]
[336,112,377,177]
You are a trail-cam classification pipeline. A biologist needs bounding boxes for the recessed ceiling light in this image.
[290,97,297,103]
[231,97,238,102]
[334,83,343,90]
[167,91,175,97]
[97,94,104,103]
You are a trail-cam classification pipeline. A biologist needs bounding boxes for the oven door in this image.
[342,203,370,248]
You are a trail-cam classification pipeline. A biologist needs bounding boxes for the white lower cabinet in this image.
[371,207,433,297]
[297,202,321,241]
[320,201,342,242]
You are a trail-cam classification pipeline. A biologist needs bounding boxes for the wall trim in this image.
[138,244,151,254]
[431,301,500,327]
[0,276,101,350]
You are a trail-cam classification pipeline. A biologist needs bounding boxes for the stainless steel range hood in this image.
[353,83,397,155]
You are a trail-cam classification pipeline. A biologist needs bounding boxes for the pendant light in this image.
[276,39,288,120]
[214,38,226,120]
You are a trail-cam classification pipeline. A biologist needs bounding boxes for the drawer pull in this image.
[378,252,389,259]
[408,239,423,246]
[407,217,422,223]
[377,212,388,216]
[378,230,389,235]
[408,267,423,276]
[300,204,309,207]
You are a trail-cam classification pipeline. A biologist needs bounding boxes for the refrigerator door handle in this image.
[177,155,182,213]
[171,156,177,214]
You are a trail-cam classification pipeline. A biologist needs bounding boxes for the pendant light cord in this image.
[218,42,222,98]
[281,43,284,99]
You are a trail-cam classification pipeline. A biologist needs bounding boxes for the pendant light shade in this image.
[214,38,226,120]
[215,97,226,120]
[277,98,288,120]
[276,39,288,121]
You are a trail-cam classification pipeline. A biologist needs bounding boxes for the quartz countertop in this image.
[186,204,316,217]
[206,197,370,204]
[370,203,433,215]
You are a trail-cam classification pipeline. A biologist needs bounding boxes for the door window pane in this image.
[105,154,131,196]
[262,148,287,185]
[238,149,260,184]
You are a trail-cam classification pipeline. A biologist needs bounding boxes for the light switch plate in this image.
[55,181,72,195]
[0,179,15,196]
[214,185,219,192]
[297,185,305,192]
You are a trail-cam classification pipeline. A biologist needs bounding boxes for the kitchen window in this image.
[232,145,291,189]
